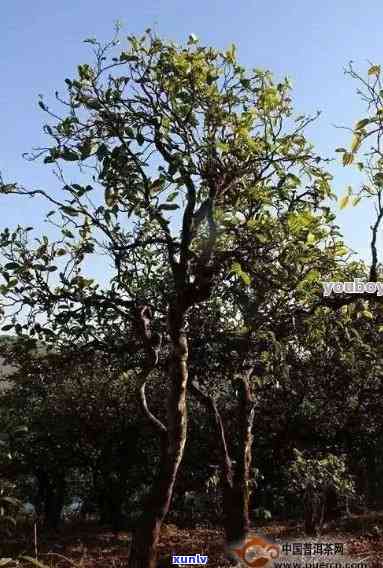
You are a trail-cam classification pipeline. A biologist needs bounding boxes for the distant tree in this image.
[0,338,149,531]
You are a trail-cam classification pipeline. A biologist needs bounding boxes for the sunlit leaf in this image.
[342,152,354,166]
[368,64,381,76]
[339,195,350,209]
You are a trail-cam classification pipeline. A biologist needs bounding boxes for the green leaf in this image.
[225,43,236,63]
[120,52,138,62]
[188,34,199,44]
[374,172,383,187]
[342,152,354,166]
[352,196,362,206]
[166,191,178,202]
[335,245,348,256]
[368,64,381,76]
[96,143,108,160]
[4,262,20,270]
[104,210,111,225]
[239,271,251,285]
[61,206,79,217]
[229,262,251,285]
[362,310,373,319]
[125,126,135,138]
[230,262,242,275]
[339,195,350,209]
[256,233,268,243]
[217,141,229,152]
[304,269,320,282]
[355,118,370,130]
[79,140,97,159]
[240,78,251,89]
[61,148,79,162]
[56,248,67,257]
[104,188,116,207]
[351,134,362,153]
[150,177,164,192]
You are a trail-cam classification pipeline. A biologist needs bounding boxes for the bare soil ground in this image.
[2,513,383,567]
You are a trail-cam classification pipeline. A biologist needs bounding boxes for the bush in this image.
[287,450,355,534]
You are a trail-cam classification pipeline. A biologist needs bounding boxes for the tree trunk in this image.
[128,316,189,568]
[34,468,46,518]
[35,469,65,531]
[191,371,255,551]
[94,469,125,530]
[226,376,255,548]
[46,476,65,531]
[304,482,317,536]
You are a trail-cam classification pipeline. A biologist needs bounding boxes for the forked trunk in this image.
[128,324,189,568]
[191,373,255,554]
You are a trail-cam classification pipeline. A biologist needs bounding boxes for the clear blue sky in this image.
[1,0,382,269]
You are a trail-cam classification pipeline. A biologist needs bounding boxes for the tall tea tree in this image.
[0,31,334,567]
